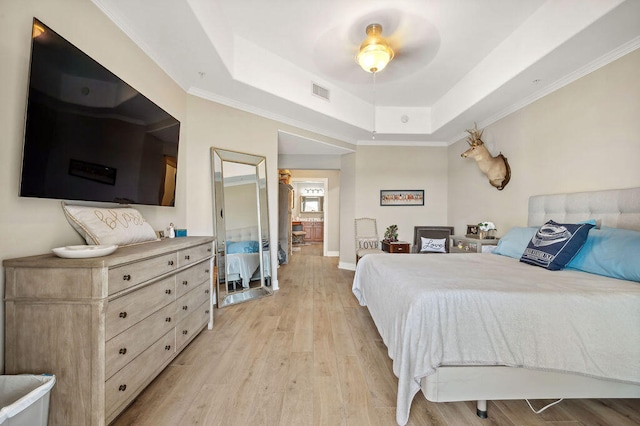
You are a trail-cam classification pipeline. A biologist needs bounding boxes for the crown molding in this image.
[357,139,447,147]
[448,37,640,146]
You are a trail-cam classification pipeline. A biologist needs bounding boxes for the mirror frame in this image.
[211,148,272,308]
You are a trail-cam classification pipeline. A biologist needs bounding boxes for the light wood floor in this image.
[113,244,640,425]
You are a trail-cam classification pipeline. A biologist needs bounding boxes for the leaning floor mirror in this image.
[211,148,273,308]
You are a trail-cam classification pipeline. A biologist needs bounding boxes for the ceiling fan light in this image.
[32,22,45,38]
[356,24,394,73]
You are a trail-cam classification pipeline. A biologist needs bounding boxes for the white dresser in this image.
[4,236,214,425]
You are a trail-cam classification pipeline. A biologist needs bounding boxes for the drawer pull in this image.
[182,280,188,286]
[119,348,127,355]
[165,317,172,322]
[165,289,172,295]
[182,330,188,335]
[119,312,127,319]
[205,289,210,294]
[122,274,131,281]
[207,247,212,252]
[118,384,127,392]
[205,269,210,274]
[165,345,172,351]
[168,260,174,266]
[184,255,190,260]
[205,310,210,314]
[182,305,188,311]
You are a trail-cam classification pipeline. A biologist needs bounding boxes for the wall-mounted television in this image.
[20,18,180,206]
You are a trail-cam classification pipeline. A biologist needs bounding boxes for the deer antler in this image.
[465,122,484,146]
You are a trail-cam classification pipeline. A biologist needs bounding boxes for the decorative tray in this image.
[52,245,118,259]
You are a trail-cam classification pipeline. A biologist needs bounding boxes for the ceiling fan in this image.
[313,10,440,84]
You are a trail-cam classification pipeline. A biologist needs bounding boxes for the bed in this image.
[352,187,640,425]
[225,226,271,288]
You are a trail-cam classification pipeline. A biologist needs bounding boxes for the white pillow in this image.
[62,203,158,246]
[420,237,446,253]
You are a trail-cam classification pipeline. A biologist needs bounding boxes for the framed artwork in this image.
[380,190,424,206]
[466,224,479,238]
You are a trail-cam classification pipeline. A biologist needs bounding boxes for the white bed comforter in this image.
[352,253,640,425]
[227,250,271,287]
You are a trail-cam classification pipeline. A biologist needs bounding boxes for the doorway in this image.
[290,177,328,257]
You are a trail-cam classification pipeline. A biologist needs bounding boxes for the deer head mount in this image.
[461,123,511,190]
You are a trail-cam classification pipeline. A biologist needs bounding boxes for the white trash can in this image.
[0,375,56,426]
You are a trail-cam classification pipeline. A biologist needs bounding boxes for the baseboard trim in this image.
[339,261,356,271]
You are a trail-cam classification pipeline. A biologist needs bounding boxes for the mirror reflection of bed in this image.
[211,148,273,308]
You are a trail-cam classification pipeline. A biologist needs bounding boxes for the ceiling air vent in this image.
[312,83,330,101]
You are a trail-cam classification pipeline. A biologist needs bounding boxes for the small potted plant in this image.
[477,221,496,239]
[383,224,399,242]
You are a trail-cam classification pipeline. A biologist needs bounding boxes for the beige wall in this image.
[345,145,449,267]
[223,183,260,231]
[339,153,357,269]
[448,48,640,235]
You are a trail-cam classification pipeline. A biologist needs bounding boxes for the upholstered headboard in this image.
[528,187,640,231]
[226,226,260,242]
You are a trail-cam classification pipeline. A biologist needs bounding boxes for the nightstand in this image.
[450,235,499,253]
[382,241,411,254]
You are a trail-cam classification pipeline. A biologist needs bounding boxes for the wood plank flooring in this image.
[112,244,640,425]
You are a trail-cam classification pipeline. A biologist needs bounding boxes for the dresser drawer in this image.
[109,252,178,295]
[389,243,409,253]
[105,330,175,418]
[176,281,209,323]
[105,301,176,379]
[382,241,411,253]
[176,300,209,350]
[106,276,175,340]
[175,259,210,298]
[178,243,213,268]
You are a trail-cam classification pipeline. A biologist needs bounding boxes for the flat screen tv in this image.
[20,18,180,206]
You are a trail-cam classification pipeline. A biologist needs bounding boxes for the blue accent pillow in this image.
[493,227,539,259]
[520,220,594,270]
[226,240,260,254]
[566,227,640,282]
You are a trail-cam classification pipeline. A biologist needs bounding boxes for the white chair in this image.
[354,218,384,263]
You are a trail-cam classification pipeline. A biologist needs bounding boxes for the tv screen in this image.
[20,18,180,206]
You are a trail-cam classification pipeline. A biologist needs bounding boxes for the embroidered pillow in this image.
[62,203,158,246]
[420,237,446,253]
[520,220,594,270]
